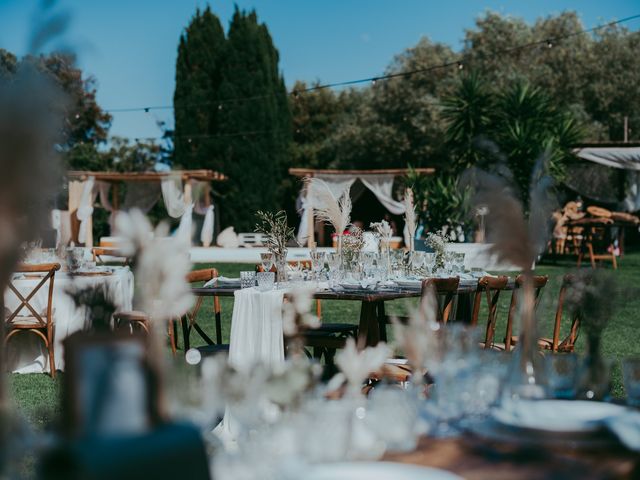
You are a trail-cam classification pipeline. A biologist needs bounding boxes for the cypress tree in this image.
[173,7,226,170]
[217,8,291,231]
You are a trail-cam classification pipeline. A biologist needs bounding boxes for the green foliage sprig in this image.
[255,210,295,258]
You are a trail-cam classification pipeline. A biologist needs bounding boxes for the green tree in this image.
[173,6,226,170]
[216,7,291,231]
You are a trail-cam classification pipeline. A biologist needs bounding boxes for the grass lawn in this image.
[8,251,640,432]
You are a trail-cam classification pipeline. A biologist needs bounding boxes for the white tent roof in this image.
[573,146,640,171]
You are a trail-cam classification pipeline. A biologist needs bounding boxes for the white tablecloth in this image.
[5,267,134,374]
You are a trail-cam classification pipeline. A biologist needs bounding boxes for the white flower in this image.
[114,208,155,256]
[115,209,193,321]
[335,338,391,393]
[370,220,393,243]
[282,284,320,335]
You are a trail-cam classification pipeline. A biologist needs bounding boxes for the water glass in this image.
[545,354,579,399]
[423,253,436,275]
[453,252,465,273]
[260,252,274,273]
[256,271,275,292]
[309,250,325,280]
[240,271,256,289]
[622,357,640,407]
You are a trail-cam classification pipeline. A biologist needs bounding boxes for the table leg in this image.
[377,301,388,343]
[456,293,473,324]
[357,301,380,349]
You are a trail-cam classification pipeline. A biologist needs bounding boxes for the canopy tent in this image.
[66,170,226,247]
[290,167,435,247]
[571,143,640,211]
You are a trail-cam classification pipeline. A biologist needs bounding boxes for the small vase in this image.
[502,276,546,402]
[275,250,288,285]
[576,335,611,401]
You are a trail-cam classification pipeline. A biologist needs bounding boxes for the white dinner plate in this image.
[492,400,629,433]
[301,462,462,480]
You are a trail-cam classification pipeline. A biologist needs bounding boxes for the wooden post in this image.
[624,116,629,143]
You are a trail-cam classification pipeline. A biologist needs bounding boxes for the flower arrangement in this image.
[342,225,365,265]
[425,230,447,270]
[255,210,295,259]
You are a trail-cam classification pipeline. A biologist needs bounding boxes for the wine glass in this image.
[260,252,275,273]
[309,250,325,282]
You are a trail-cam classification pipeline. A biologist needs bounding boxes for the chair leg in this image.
[181,317,191,351]
[47,333,56,379]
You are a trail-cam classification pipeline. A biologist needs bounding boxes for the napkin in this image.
[605,410,640,451]
[203,276,241,287]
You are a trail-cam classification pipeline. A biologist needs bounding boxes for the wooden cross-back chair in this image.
[91,247,130,266]
[179,268,228,356]
[5,262,61,377]
[114,268,227,356]
[538,274,581,352]
[471,275,509,350]
[421,277,460,324]
[503,275,549,351]
[379,277,460,343]
[374,277,461,385]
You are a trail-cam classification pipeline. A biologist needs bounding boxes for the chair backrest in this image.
[471,275,509,348]
[7,263,61,327]
[186,268,218,284]
[92,247,129,266]
[552,274,581,352]
[420,277,460,323]
[504,274,548,350]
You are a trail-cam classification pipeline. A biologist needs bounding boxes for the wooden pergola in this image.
[289,167,435,246]
[67,169,226,245]
[289,167,435,177]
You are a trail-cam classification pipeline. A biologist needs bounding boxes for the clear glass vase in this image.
[502,275,546,402]
[275,250,288,285]
[576,335,611,401]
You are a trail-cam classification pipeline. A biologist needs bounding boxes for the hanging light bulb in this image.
[371,78,377,86]
[218,104,223,111]
[292,90,300,99]
[144,107,150,113]
[546,39,553,48]
[457,62,464,70]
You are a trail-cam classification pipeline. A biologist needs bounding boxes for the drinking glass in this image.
[423,253,436,276]
[443,252,455,275]
[256,271,275,292]
[309,250,325,281]
[453,252,466,273]
[544,354,579,399]
[622,357,640,407]
[260,252,274,273]
[240,271,256,289]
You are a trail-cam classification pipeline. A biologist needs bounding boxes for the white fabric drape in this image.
[218,288,286,441]
[76,176,96,245]
[623,171,640,212]
[359,174,406,215]
[51,210,61,248]
[297,173,406,244]
[161,177,187,218]
[176,203,194,245]
[96,181,116,231]
[200,205,214,247]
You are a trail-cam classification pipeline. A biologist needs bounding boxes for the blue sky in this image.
[1,0,639,140]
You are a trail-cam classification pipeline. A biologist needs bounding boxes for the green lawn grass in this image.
[8,252,640,431]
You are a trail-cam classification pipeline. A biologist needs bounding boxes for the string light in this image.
[102,13,640,115]
[144,107,150,113]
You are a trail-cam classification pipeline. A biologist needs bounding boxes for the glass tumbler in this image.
[240,271,256,289]
[622,357,640,407]
[256,271,275,292]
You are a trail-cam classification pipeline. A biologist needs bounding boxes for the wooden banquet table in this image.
[192,279,511,348]
[384,436,640,480]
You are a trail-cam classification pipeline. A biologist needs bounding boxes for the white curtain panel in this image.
[297,173,407,243]
[76,176,96,245]
[200,205,215,247]
[51,209,61,248]
[160,177,187,218]
[623,171,640,212]
[358,174,406,215]
[176,203,194,245]
[297,174,356,244]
